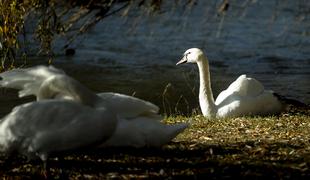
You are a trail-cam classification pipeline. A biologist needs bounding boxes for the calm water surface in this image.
[0,0,309,116]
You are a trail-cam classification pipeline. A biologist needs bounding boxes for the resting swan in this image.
[176,48,284,118]
[0,65,188,148]
[0,99,117,167]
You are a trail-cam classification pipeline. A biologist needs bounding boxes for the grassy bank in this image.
[1,106,309,179]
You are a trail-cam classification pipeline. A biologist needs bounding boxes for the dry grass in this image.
[0,106,309,179]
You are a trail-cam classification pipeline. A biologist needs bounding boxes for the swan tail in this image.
[148,122,189,147]
[100,119,189,148]
[273,93,309,108]
[165,123,189,140]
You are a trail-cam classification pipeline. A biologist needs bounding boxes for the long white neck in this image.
[197,56,217,118]
[38,75,99,107]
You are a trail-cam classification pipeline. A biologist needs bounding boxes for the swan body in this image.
[0,100,117,161]
[176,48,283,118]
[0,65,188,148]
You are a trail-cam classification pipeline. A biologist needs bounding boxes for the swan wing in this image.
[215,75,265,105]
[96,93,188,148]
[96,92,185,148]
[0,100,117,160]
[217,91,283,118]
[97,92,160,119]
[241,76,265,96]
[226,74,265,97]
[100,117,188,148]
[0,66,159,116]
[215,90,230,106]
[0,65,65,98]
[0,66,98,106]
[0,65,161,119]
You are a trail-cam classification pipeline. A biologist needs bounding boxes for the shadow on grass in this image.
[1,140,309,179]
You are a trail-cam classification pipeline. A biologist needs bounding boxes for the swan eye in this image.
[184,52,191,56]
[186,52,191,58]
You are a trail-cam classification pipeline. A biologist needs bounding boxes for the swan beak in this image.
[176,57,187,65]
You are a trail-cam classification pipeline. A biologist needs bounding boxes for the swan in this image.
[176,48,284,118]
[0,99,117,169]
[0,65,188,148]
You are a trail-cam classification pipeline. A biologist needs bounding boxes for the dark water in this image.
[1,0,309,116]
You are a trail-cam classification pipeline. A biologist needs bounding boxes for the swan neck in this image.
[73,84,99,106]
[197,57,217,118]
[41,76,99,107]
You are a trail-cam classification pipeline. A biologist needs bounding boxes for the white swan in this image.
[0,65,188,148]
[176,48,284,118]
[0,99,117,163]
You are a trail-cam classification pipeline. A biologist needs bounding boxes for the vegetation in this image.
[0,0,25,70]
[0,0,169,71]
[1,105,309,179]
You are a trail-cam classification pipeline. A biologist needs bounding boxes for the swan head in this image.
[176,48,205,65]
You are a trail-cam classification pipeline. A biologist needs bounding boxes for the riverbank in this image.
[1,105,309,179]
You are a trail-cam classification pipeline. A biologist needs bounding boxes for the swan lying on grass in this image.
[0,99,117,174]
[0,65,188,149]
[176,48,284,118]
